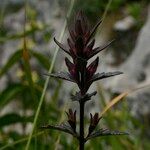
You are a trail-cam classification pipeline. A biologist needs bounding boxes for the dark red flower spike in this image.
[43,11,127,150]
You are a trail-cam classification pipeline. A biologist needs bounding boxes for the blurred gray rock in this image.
[107,6,150,117]
[114,16,136,31]
[0,0,35,12]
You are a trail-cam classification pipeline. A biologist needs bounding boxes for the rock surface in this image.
[106,6,150,117]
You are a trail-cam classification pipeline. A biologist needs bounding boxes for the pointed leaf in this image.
[54,38,70,55]
[86,128,128,141]
[67,38,76,58]
[68,27,76,41]
[88,39,95,48]
[0,50,22,77]
[91,71,123,82]
[89,40,115,58]
[44,72,75,82]
[87,57,99,78]
[66,109,76,132]
[86,20,102,44]
[88,113,101,135]
[65,57,76,77]
[85,39,95,57]
[41,122,78,137]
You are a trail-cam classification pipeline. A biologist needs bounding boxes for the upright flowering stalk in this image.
[42,11,128,150]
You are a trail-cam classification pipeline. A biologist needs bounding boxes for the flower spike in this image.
[43,11,126,149]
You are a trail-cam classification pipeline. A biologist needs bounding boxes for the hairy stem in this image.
[79,66,86,150]
[79,101,85,150]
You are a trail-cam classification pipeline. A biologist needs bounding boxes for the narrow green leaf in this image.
[0,24,49,43]
[0,50,22,77]
[0,113,33,128]
[22,38,38,106]
[0,131,44,150]
[0,84,26,109]
[30,50,50,70]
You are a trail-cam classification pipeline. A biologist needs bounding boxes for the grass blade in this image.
[0,113,33,128]
[0,84,26,109]
[100,84,150,117]
[0,131,44,150]
[30,50,51,70]
[25,0,75,149]
[0,50,22,77]
[100,92,128,117]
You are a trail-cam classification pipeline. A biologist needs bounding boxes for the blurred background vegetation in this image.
[0,0,150,149]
